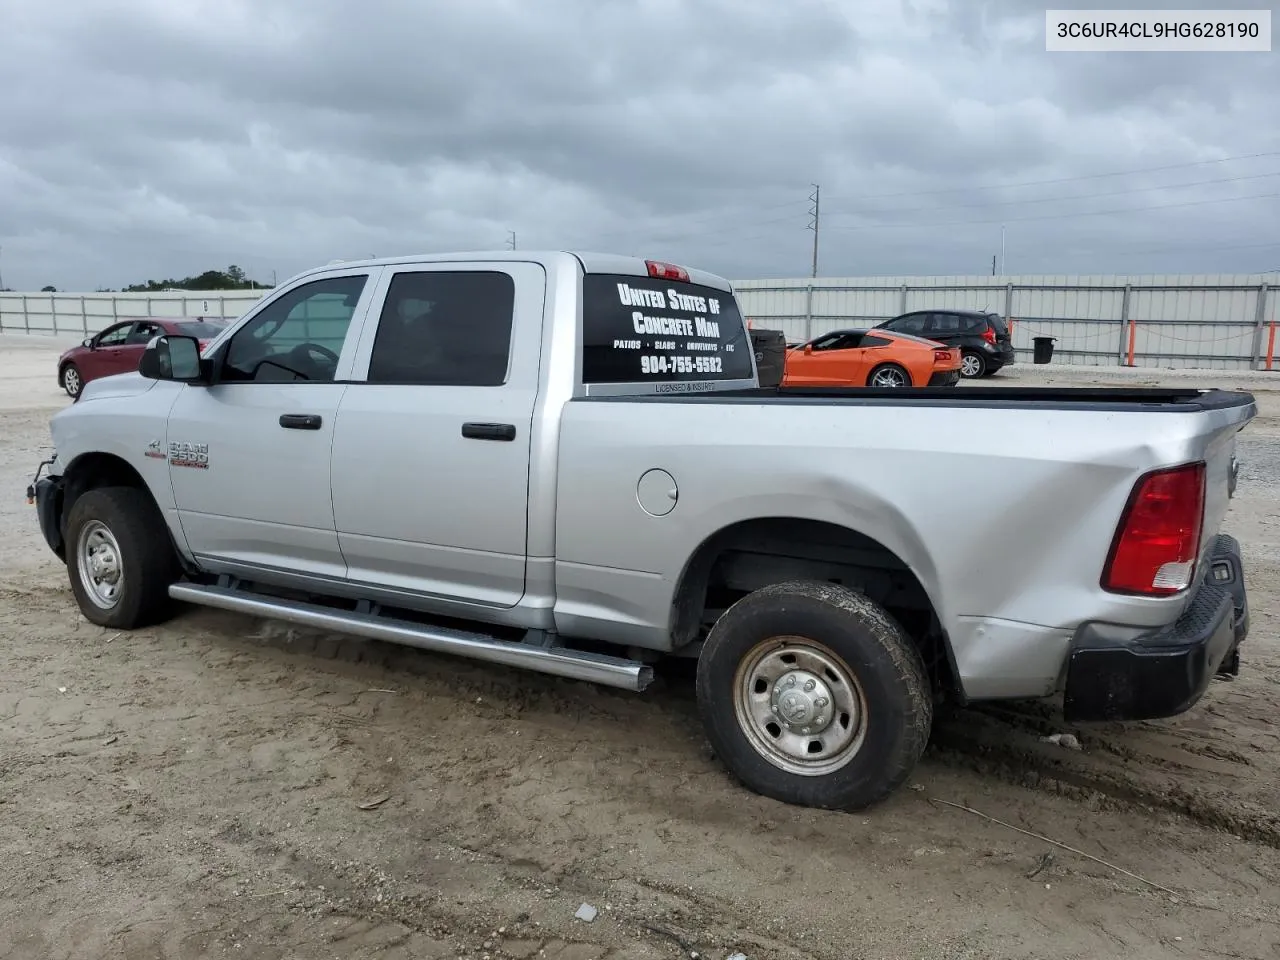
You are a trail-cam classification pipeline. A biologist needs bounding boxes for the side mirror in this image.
[83,337,94,349]
[803,344,813,355]
[139,335,204,383]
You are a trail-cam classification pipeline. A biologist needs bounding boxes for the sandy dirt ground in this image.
[2,334,1279,960]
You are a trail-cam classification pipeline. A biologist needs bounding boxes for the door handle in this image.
[461,422,516,442]
[279,413,322,430]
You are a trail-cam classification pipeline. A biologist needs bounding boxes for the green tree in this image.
[122,265,271,293]
[41,285,57,292]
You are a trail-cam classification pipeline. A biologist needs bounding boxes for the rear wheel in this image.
[61,363,82,398]
[959,352,986,378]
[65,487,179,628]
[696,580,933,810]
[867,363,910,388]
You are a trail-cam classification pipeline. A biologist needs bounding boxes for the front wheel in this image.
[696,580,933,810]
[959,351,986,378]
[61,364,82,398]
[65,486,179,628]
[867,363,910,388]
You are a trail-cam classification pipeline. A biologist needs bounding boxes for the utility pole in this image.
[0,245,5,290]
[507,230,516,251]
[807,184,820,278]
[1000,225,1006,275]
[991,255,996,276]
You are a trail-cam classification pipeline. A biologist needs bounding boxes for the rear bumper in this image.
[989,344,1015,365]
[1063,534,1248,722]
[929,370,962,386]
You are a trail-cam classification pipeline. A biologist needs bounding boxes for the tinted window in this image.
[810,332,846,351]
[175,321,227,339]
[928,313,966,334]
[125,320,164,345]
[885,313,927,335]
[367,271,514,386]
[581,274,753,383]
[223,275,366,383]
[861,334,893,348]
[96,323,132,347]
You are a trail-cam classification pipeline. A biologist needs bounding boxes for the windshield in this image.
[175,321,228,339]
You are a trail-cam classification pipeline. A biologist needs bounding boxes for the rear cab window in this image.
[581,273,754,391]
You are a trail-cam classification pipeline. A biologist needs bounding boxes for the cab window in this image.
[222,275,367,383]
[96,322,132,347]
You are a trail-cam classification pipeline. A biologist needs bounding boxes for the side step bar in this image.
[169,582,655,692]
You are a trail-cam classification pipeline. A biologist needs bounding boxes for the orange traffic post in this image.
[1267,317,1276,371]
[1125,317,1136,367]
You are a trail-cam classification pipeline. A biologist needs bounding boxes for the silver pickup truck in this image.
[29,251,1255,810]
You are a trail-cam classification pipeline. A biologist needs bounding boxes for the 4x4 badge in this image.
[144,439,166,460]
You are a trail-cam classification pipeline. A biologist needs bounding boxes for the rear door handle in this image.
[279,413,322,430]
[461,422,516,442]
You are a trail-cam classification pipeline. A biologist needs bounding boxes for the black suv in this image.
[874,309,1015,378]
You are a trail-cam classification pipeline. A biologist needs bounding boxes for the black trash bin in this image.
[750,328,788,388]
[1032,336,1057,365]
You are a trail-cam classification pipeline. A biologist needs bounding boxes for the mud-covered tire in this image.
[61,363,82,398]
[696,580,932,810]
[65,486,179,629]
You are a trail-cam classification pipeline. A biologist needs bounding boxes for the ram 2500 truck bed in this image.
[29,251,1255,810]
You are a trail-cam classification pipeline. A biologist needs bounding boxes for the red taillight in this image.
[933,349,951,363]
[981,326,997,345]
[1102,463,1206,596]
[646,260,690,283]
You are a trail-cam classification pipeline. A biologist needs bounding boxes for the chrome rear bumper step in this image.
[169,582,655,692]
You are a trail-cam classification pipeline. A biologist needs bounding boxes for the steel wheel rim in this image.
[77,520,124,609]
[871,367,906,388]
[733,636,869,777]
[64,368,80,394]
[960,355,982,377]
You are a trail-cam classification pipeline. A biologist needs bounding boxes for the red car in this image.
[57,317,227,398]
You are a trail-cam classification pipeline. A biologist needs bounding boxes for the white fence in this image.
[735,274,1280,371]
[4,274,1279,371]
[0,290,265,338]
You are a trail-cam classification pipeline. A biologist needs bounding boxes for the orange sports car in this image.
[782,328,962,388]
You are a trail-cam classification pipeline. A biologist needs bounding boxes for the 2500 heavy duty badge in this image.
[168,441,209,470]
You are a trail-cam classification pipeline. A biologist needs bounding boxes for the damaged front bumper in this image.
[27,456,65,559]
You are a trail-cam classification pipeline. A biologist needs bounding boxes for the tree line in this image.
[11,265,273,294]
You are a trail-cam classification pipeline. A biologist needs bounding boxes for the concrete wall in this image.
[734,273,1278,370]
[0,290,265,338]
[3,273,1278,370]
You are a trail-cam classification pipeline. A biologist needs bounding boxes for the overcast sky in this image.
[0,0,1277,290]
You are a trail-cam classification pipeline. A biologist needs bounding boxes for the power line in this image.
[825,169,1280,217]
[606,162,1280,253]
[822,189,1280,234]
[817,149,1280,205]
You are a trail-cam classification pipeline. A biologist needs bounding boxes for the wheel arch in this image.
[866,360,912,387]
[669,515,959,699]
[58,452,192,573]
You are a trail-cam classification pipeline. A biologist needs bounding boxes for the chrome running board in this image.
[169,582,654,692]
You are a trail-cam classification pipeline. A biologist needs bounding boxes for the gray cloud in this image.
[1,0,1278,291]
